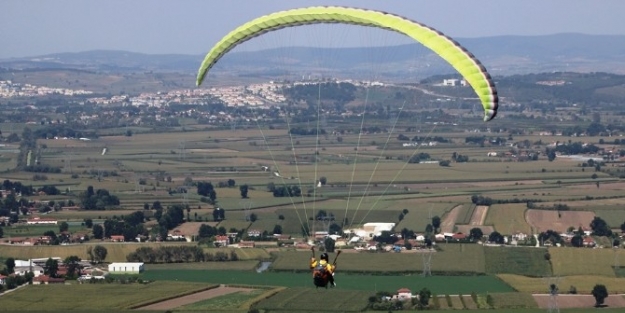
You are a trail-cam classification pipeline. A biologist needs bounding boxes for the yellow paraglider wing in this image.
[196,6,498,121]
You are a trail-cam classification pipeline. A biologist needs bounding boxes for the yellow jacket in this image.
[310,258,335,274]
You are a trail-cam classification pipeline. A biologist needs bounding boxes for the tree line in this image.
[126,245,239,263]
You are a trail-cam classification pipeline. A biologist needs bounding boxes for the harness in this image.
[313,263,330,288]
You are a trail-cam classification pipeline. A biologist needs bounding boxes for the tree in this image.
[489,231,505,244]
[59,221,69,233]
[124,211,145,227]
[469,227,484,241]
[431,216,441,233]
[538,230,562,245]
[5,257,15,273]
[84,218,93,228]
[227,179,236,187]
[152,201,163,210]
[213,208,225,221]
[0,226,3,238]
[425,224,434,234]
[240,184,249,198]
[621,221,625,233]
[592,284,608,307]
[547,149,557,161]
[329,223,342,235]
[590,217,612,237]
[64,255,81,278]
[209,190,217,204]
[45,258,59,277]
[93,245,108,263]
[324,237,335,253]
[418,288,432,308]
[249,213,258,222]
[319,176,327,185]
[92,224,104,239]
[571,234,584,247]
[272,225,282,234]
[198,224,216,238]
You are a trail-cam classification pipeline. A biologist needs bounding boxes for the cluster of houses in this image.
[0,258,146,288]
[2,216,90,246]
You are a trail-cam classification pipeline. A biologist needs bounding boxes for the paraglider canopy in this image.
[196,6,499,121]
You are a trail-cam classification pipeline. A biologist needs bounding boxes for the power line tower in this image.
[180,186,189,207]
[421,249,433,277]
[134,173,144,194]
[178,140,186,160]
[230,118,239,131]
[240,200,253,221]
[64,152,73,174]
[614,238,621,271]
[96,168,104,182]
[543,276,561,313]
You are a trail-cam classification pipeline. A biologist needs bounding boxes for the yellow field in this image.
[498,274,625,294]
[484,203,533,235]
[0,242,272,262]
[549,247,625,277]
[0,242,198,262]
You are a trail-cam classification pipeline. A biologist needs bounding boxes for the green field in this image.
[254,287,370,312]
[141,269,515,294]
[177,288,266,311]
[0,282,213,310]
[271,244,486,274]
[3,225,88,237]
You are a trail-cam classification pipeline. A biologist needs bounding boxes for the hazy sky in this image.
[2,0,624,59]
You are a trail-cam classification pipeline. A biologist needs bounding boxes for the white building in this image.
[348,222,396,238]
[14,265,44,277]
[26,217,57,225]
[108,262,145,274]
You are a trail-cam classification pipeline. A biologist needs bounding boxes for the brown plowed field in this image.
[525,210,595,233]
[136,286,255,310]
[171,222,206,237]
[441,205,463,233]
[469,205,489,225]
[533,294,625,309]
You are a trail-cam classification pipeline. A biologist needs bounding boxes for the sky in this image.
[1,0,625,59]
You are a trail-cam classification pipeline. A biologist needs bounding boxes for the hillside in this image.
[1,33,625,77]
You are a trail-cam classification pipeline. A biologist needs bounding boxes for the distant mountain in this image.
[1,33,624,77]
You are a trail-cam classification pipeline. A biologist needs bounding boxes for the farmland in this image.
[2,70,625,313]
[0,282,213,310]
[0,243,270,262]
[484,246,552,277]
[548,246,625,277]
[254,287,371,312]
[141,269,515,294]
[484,203,533,235]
